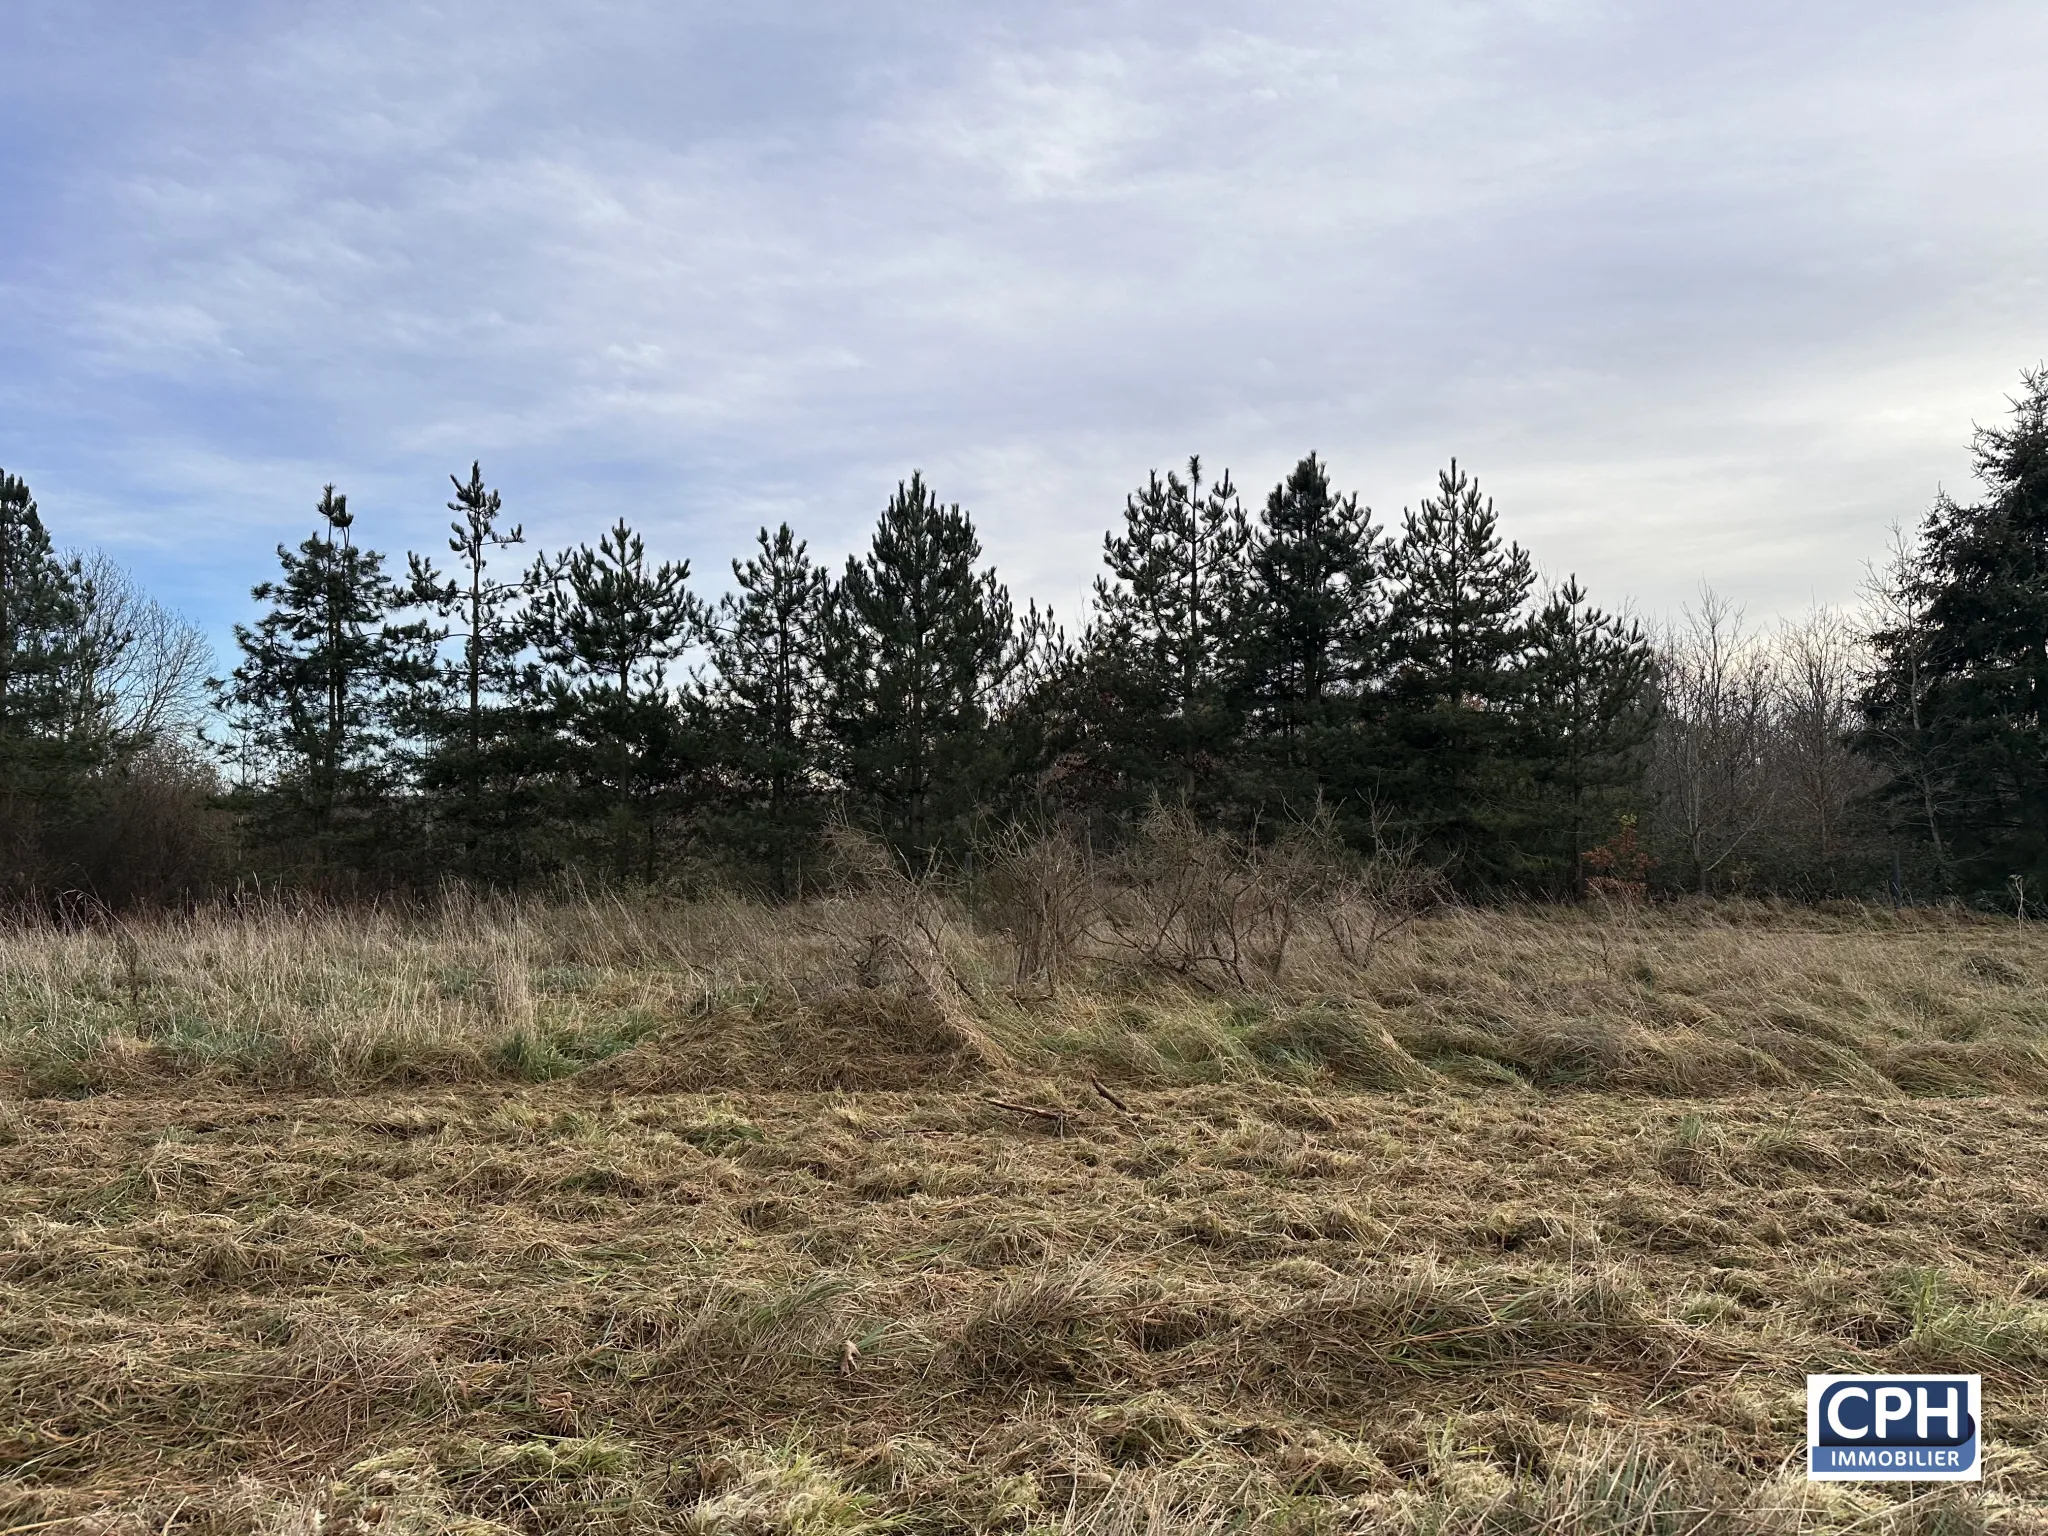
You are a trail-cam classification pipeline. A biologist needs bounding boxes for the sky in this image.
[2,0,2044,659]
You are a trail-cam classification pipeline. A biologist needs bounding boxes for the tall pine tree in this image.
[0,471,111,799]
[217,486,439,865]
[0,469,137,895]
[1240,453,1382,811]
[1086,456,1250,805]
[702,524,832,895]
[1519,577,1657,893]
[528,519,703,882]
[1860,368,2048,901]
[1380,459,1535,877]
[824,473,1014,859]
[407,463,539,881]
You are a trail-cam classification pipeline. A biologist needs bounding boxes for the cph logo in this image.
[1807,1374,1981,1481]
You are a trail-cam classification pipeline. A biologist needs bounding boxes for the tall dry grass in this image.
[1,868,2045,1101]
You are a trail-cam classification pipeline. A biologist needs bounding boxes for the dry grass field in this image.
[3,882,2048,1534]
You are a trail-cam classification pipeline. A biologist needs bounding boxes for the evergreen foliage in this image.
[0,468,149,898]
[407,463,540,880]
[1861,368,2048,903]
[1087,457,1251,804]
[1240,452,1383,810]
[703,524,832,893]
[528,520,704,881]
[40,369,2048,910]
[0,470,120,809]
[1378,459,1537,877]
[824,473,1014,859]
[215,487,438,864]
[1520,578,1658,892]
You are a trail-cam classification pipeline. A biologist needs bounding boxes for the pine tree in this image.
[1857,530,1950,891]
[1859,368,2048,901]
[406,463,539,880]
[0,469,137,896]
[702,524,831,895]
[216,486,440,862]
[984,599,1085,821]
[824,473,1014,858]
[1387,461,1533,703]
[1241,453,1382,806]
[1519,577,1657,893]
[528,519,703,882]
[1087,456,1250,803]
[0,471,113,796]
[1380,459,1536,876]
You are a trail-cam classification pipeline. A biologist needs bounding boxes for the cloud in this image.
[0,0,2044,652]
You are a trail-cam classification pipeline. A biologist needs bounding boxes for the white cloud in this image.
[0,0,2043,650]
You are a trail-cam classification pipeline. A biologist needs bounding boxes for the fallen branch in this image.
[1090,1077,1130,1113]
[982,1096,1072,1126]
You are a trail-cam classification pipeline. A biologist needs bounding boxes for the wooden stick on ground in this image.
[1090,1077,1130,1113]
[981,1096,1072,1126]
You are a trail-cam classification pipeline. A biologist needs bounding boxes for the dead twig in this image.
[981,1096,1073,1128]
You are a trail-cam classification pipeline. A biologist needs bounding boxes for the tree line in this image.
[3,366,2046,909]
[201,452,1656,897]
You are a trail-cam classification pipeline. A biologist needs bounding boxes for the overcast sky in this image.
[2,1,2043,654]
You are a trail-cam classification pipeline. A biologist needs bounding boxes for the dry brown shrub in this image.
[1318,812,1454,971]
[1100,806,1315,986]
[815,825,973,992]
[976,822,1104,997]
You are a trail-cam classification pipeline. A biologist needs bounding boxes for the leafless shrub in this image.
[1316,806,1452,969]
[1097,805,1445,987]
[1100,807,1311,986]
[976,823,1103,996]
[818,823,974,1000]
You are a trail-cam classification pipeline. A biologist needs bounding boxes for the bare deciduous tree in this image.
[1645,589,1892,898]
[72,553,214,747]
[1649,591,1779,893]
[1773,606,1881,883]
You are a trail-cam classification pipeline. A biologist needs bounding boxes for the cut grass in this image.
[5,1078,2047,1530]
[2,897,2048,1530]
